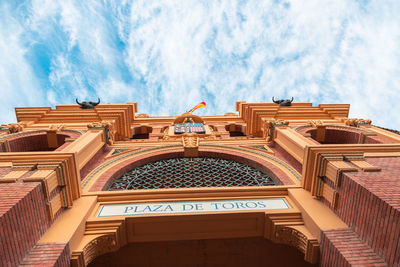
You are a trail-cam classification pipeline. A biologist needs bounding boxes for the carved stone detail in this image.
[274,226,308,253]
[47,124,64,131]
[87,120,116,144]
[0,122,25,134]
[265,213,319,264]
[136,113,149,118]
[182,133,199,157]
[82,235,117,266]
[308,120,324,127]
[343,118,372,127]
[261,119,289,141]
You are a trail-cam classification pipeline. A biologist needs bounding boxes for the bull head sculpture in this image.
[76,98,100,109]
[272,97,294,107]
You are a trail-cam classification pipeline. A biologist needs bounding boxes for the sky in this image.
[0,0,399,129]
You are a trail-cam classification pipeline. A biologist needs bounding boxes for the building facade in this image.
[0,101,399,266]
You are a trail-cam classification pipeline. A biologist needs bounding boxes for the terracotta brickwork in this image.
[268,142,302,174]
[308,128,361,144]
[79,145,111,180]
[0,183,49,267]
[20,242,70,267]
[8,133,49,152]
[0,167,11,177]
[333,157,400,265]
[1,101,399,266]
[320,228,387,266]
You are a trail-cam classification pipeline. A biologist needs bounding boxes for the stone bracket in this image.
[71,220,126,267]
[182,134,199,157]
[265,213,319,264]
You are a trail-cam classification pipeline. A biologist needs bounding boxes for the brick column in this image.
[320,156,400,266]
[20,243,70,267]
[0,183,49,266]
[320,228,386,266]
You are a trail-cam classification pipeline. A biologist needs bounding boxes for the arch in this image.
[82,144,301,192]
[294,125,385,145]
[88,237,317,266]
[0,130,81,152]
[71,211,319,266]
[107,157,277,191]
[307,128,360,144]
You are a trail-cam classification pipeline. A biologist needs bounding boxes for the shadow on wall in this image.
[1,133,69,152]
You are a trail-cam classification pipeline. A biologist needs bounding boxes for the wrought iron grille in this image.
[107,157,277,190]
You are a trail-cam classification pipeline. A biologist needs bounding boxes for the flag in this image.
[188,102,206,113]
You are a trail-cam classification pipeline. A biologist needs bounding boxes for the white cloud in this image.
[0,0,399,129]
[0,3,45,124]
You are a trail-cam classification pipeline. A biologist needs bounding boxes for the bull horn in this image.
[76,98,82,105]
[272,97,278,104]
[290,97,294,102]
[93,98,100,106]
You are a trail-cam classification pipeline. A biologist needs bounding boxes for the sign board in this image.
[97,198,290,217]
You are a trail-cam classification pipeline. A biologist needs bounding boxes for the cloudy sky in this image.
[1,0,399,129]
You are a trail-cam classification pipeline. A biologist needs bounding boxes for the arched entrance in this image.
[72,145,318,266]
[89,237,317,267]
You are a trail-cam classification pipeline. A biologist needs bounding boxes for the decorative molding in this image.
[261,119,289,141]
[135,113,149,118]
[71,220,126,267]
[265,213,319,264]
[71,234,117,267]
[0,152,81,206]
[87,120,115,144]
[302,145,400,192]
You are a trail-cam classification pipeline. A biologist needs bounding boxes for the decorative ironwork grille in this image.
[107,157,277,191]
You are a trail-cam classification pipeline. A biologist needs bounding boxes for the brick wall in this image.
[8,134,49,152]
[268,142,302,174]
[79,145,111,180]
[0,183,49,267]
[331,156,400,266]
[20,243,70,267]
[308,128,360,144]
[320,228,386,266]
[4,132,74,152]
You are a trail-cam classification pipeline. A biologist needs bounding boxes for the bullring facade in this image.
[0,101,399,266]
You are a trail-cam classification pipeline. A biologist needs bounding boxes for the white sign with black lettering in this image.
[97,198,290,217]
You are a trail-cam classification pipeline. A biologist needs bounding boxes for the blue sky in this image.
[1,1,399,129]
